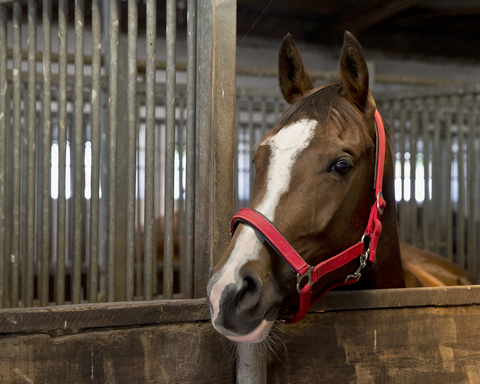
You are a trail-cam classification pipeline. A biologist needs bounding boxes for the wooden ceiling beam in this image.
[341,0,429,32]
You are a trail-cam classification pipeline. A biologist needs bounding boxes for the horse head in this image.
[207,32,405,343]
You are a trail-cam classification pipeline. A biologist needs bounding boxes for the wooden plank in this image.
[268,305,480,383]
[0,321,235,384]
[312,285,480,312]
[0,298,209,333]
[340,0,429,32]
[2,286,480,333]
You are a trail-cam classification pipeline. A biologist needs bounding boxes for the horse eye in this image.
[331,160,353,174]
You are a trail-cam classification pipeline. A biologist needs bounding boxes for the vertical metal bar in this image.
[421,98,430,250]
[467,96,476,279]
[399,100,407,241]
[261,97,267,137]
[457,96,465,268]
[24,0,37,308]
[248,100,254,201]
[143,0,156,301]
[177,97,185,296]
[475,98,480,282]
[20,84,27,307]
[56,0,68,306]
[445,98,453,261]
[135,99,142,297]
[11,2,22,308]
[409,100,417,246]
[164,0,177,300]
[0,5,6,309]
[234,101,240,211]
[184,0,196,299]
[72,0,85,305]
[106,0,119,302]
[40,0,52,308]
[89,0,101,303]
[125,0,138,302]
[236,343,267,384]
[433,97,441,255]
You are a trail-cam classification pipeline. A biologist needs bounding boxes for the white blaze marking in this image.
[256,119,317,220]
[208,119,317,337]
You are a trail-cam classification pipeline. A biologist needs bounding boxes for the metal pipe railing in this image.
[143,0,157,301]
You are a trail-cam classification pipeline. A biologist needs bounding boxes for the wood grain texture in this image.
[268,305,480,384]
[0,321,235,384]
[0,298,209,333]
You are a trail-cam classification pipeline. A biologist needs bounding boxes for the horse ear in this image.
[278,33,313,104]
[340,31,370,110]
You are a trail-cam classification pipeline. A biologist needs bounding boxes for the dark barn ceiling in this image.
[30,0,480,62]
[236,0,480,62]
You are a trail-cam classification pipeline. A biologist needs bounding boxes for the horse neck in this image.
[356,144,406,289]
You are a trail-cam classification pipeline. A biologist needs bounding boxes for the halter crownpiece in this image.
[230,109,386,324]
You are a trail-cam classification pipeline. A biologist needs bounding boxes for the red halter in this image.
[230,110,386,324]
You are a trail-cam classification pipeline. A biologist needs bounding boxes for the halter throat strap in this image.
[229,109,387,324]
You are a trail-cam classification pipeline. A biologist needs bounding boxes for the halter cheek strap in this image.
[229,109,386,324]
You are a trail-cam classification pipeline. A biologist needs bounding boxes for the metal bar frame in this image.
[143,0,156,301]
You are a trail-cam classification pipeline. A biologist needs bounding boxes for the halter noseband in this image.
[229,109,386,324]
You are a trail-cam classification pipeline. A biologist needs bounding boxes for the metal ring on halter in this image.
[376,191,385,215]
[296,266,314,293]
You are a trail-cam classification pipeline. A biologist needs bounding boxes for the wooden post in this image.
[194,0,237,297]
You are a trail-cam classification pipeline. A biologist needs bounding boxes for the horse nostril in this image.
[236,276,261,312]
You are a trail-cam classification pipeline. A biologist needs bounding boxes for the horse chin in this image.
[225,319,274,343]
[211,304,280,343]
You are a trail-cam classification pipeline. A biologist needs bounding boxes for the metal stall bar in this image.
[184,0,197,299]
[421,98,430,250]
[40,0,52,307]
[248,100,254,200]
[0,5,5,309]
[457,96,466,268]
[399,101,407,242]
[11,2,22,308]
[467,96,477,279]
[432,97,441,255]
[237,343,267,384]
[106,0,119,302]
[125,0,138,302]
[445,97,453,261]
[24,0,37,308]
[409,101,418,246]
[143,0,157,301]
[89,0,101,303]
[178,97,185,295]
[164,0,177,300]
[72,0,84,305]
[56,0,68,306]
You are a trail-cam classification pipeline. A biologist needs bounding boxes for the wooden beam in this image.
[0,298,209,333]
[0,321,235,384]
[340,0,429,32]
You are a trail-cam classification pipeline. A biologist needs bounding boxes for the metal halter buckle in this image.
[296,266,314,293]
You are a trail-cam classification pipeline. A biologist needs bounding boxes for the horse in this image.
[206,31,473,344]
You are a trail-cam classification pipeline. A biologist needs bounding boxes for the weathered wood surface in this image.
[1,287,480,383]
[0,298,209,333]
[0,320,235,384]
[268,305,480,384]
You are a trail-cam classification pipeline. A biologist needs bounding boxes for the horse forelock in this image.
[260,83,376,153]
